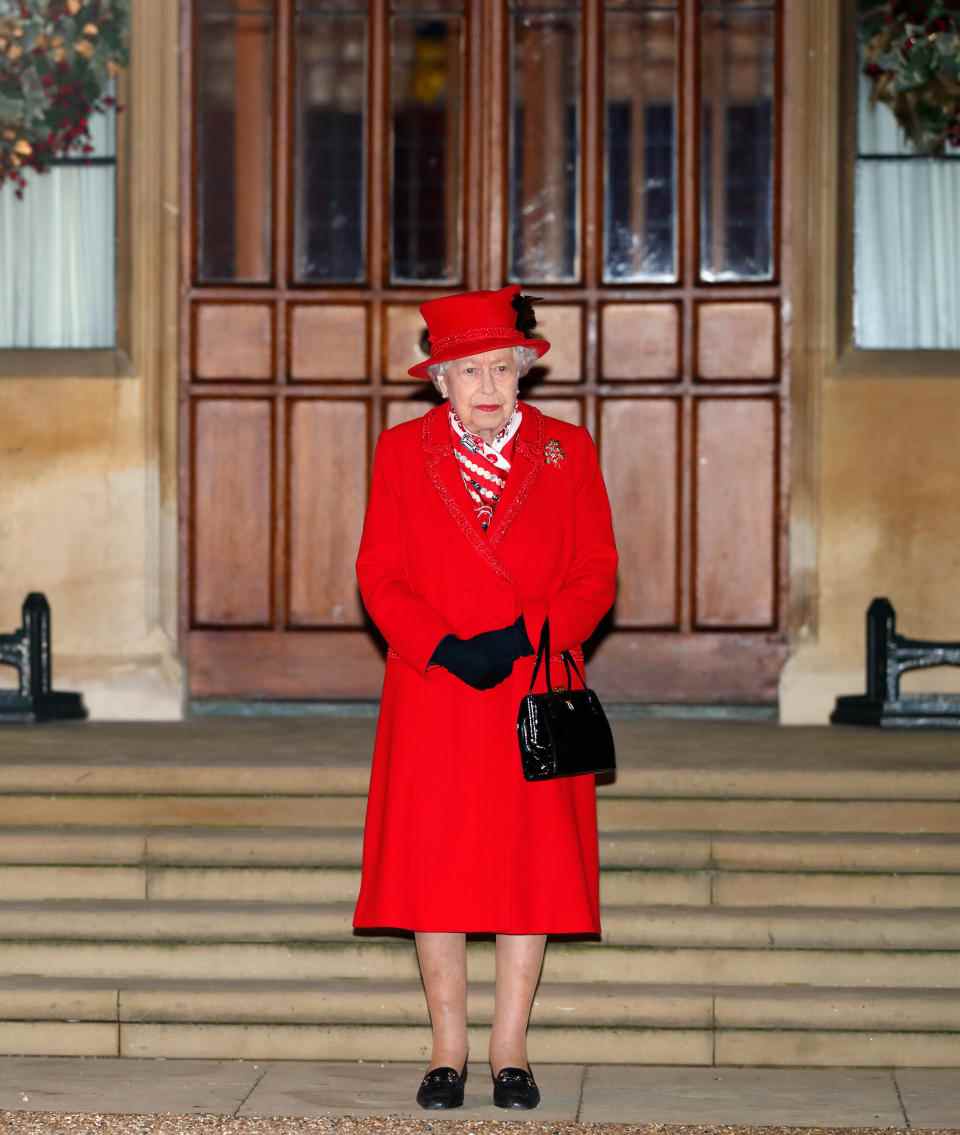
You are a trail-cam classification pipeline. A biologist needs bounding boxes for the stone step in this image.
[5,976,960,1031]
[2,978,960,1065]
[1,899,959,950]
[713,871,960,907]
[5,827,960,873]
[2,759,958,800]
[691,832,960,872]
[3,719,960,801]
[2,795,959,832]
[0,865,708,906]
[1,937,958,987]
[5,1016,957,1065]
[6,862,960,908]
[2,723,958,1065]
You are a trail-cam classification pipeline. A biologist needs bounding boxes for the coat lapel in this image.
[421,405,513,583]
[487,402,545,549]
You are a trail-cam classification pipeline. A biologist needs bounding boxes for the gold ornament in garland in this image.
[859,0,960,155]
[0,0,129,197]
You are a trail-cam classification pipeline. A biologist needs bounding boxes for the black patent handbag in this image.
[516,620,616,782]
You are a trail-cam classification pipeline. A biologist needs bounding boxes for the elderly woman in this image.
[353,284,618,1110]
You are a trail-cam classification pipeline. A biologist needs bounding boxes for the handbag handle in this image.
[527,619,587,693]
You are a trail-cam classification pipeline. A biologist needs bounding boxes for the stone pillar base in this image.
[778,645,862,725]
[781,643,960,726]
[55,651,184,721]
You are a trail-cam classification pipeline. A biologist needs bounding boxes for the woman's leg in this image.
[415,931,469,1070]
[489,933,547,1073]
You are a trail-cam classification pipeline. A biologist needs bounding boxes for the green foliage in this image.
[860,1,960,153]
[0,0,130,196]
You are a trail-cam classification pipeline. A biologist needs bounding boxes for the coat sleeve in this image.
[520,427,618,656]
[356,431,453,673]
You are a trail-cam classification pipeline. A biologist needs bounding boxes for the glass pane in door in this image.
[699,0,775,281]
[604,1,678,282]
[196,0,274,283]
[509,0,581,283]
[390,3,465,283]
[294,1,368,283]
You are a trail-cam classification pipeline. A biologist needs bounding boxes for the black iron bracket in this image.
[832,597,960,729]
[0,593,87,724]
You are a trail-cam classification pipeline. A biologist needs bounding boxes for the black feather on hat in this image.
[512,292,544,339]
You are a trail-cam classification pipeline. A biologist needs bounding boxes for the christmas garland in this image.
[860,0,960,154]
[0,0,129,197]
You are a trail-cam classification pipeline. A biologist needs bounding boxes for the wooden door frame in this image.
[176,0,812,704]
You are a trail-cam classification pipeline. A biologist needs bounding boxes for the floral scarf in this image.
[448,404,522,531]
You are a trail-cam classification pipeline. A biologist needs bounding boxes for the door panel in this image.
[385,399,431,429]
[287,400,368,627]
[694,397,777,628]
[531,305,584,382]
[289,306,369,382]
[194,304,274,381]
[385,305,431,381]
[601,304,681,382]
[696,301,778,381]
[182,0,789,702]
[600,398,680,629]
[526,398,583,427]
[192,399,273,627]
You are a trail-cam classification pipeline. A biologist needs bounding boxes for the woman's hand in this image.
[429,615,534,690]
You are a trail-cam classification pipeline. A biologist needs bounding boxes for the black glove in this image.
[429,615,534,690]
[467,614,534,666]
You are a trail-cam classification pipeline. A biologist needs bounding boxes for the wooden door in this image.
[181,0,789,702]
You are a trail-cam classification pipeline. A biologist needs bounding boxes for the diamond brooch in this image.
[544,438,565,466]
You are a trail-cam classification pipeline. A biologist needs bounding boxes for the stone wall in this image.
[782,377,960,722]
[0,1,180,720]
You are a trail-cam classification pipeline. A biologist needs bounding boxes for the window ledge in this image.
[0,349,134,379]
[833,345,960,380]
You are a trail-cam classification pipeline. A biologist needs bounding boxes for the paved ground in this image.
[0,1059,957,1129]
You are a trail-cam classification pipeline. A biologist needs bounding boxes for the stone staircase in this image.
[0,717,959,1065]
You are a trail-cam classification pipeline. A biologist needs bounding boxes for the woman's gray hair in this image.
[428,344,540,390]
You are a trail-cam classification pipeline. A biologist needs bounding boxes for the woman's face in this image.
[437,347,520,441]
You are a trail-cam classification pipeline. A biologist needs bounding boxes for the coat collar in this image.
[421,401,546,578]
[421,399,545,459]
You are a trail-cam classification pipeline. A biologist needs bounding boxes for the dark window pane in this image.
[605,5,678,282]
[196,0,274,283]
[295,2,367,283]
[699,0,775,281]
[509,2,581,283]
[390,14,464,283]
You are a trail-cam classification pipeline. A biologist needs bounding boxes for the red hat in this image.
[408,283,551,380]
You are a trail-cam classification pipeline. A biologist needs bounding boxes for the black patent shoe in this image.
[492,1065,540,1110]
[416,1063,467,1109]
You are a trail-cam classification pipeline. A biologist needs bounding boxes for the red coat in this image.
[352,401,618,934]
